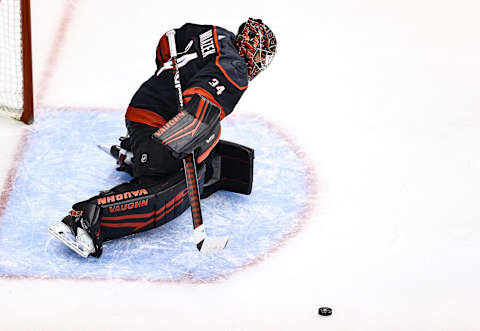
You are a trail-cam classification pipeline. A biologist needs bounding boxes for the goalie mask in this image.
[235,18,277,80]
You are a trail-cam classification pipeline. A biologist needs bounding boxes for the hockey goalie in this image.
[49,18,277,258]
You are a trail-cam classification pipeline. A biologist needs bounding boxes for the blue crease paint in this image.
[0,110,309,281]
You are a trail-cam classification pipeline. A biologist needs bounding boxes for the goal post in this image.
[0,0,34,124]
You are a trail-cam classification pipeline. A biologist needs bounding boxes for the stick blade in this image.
[197,237,229,253]
[97,144,110,154]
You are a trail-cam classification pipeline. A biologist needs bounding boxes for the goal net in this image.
[0,0,33,124]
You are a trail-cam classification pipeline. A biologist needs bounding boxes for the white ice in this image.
[1,0,480,330]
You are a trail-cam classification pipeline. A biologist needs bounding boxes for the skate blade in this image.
[48,226,93,258]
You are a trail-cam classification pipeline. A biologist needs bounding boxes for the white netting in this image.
[0,0,24,120]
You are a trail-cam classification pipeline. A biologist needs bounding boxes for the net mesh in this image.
[0,0,24,120]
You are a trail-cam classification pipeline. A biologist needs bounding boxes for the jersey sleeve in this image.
[182,26,249,120]
[155,33,170,68]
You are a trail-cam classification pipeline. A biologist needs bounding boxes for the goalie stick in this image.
[159,30,228,253]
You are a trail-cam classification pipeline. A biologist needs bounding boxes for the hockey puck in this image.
[318,307,332,316]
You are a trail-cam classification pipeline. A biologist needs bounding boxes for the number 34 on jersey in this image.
[209,78,225,95]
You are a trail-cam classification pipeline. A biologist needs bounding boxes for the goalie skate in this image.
[48,223,95,258]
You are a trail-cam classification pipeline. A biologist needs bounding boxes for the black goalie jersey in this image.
[125,23,249,129]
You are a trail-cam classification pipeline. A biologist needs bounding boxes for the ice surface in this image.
[2,0,480,329]
[0,110,309,281]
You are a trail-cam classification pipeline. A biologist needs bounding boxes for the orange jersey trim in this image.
[212,26,248,91]
[156,34,170,65]
[125,106,167,128]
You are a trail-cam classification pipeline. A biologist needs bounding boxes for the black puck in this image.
[318,307,332,316]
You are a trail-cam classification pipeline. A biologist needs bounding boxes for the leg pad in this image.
[201,140,254,199]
